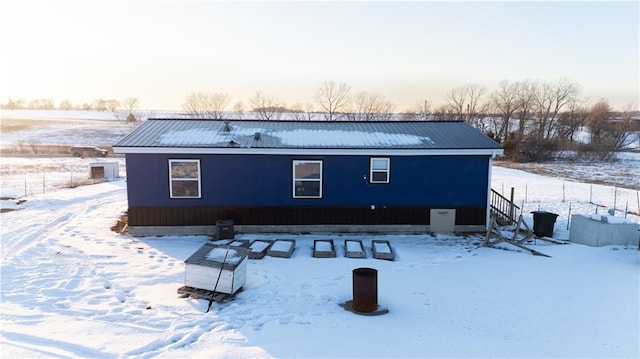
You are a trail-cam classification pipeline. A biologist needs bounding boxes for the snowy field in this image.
[0,111,138,150]
[1,167,639,358]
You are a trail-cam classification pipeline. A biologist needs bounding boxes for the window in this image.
[370,157,390,184]
[293,160,322,198]
[169,159,201,198]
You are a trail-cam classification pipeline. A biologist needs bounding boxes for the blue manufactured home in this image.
[113,120,503,236]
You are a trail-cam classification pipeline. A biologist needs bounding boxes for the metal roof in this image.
[114,119,503,155]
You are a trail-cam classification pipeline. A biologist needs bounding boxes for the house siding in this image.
[125,153,490,208]
[124,152,489,228]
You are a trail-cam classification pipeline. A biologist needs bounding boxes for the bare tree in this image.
[446,86,466,120]
[587,99,612,146]
[182,91,231,119]
[514,80,538,138]
[488,80,522,143]
[106,99,119,112]
[346,91,395,121]
[614,105,639,150]
[119,97,140,122]
[1,98,25,109]
[587,100,637,159]
[28,98,55,110]
[505,79,579,162]
[445,83,488,127]
[431,104,456,121]
[532,79,579,141]
[314,81,350,121]
[92,98,119,112]
[601,109,636,155]
[122,97,139,114]
[556,97,588,143]
[290,102,316,121]
[249,91,283,121]
[58,100,74,110]
[231,101,245,119]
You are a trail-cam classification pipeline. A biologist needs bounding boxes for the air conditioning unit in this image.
[430,209,456,233]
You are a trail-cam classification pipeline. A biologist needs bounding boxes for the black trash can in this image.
[530,211,558,237]
[216,219,234,240]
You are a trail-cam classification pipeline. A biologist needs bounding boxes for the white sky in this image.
[1,0,638,111]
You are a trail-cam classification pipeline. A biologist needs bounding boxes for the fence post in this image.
[509,187,515,222]
[625,201,628,219]
[567,203,572,230]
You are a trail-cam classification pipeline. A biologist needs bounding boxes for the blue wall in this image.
[125,153,490,208]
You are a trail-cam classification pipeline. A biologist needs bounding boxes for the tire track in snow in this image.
[1,182,124,263]
[123,319,231,358]
[0,182,152,356]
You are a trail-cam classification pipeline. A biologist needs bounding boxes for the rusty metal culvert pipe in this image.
[352,267,378,313]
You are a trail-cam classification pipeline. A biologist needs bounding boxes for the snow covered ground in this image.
[1,166,639,358]
[1,110,639,357]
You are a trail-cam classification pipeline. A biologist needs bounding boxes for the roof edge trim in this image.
[113,146,504,156]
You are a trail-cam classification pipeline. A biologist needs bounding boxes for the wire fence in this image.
[494,180,640,231]
[0,158,126,199]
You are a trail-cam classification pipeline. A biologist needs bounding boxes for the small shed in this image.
[184,243,248,294]
[89,162,119,181]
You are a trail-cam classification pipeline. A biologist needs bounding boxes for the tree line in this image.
[3,79,638,161]
[1,97,140,114]
[182,79,639,161]
[181,82,397,122]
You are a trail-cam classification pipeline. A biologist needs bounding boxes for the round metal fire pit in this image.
[352,267,378,313]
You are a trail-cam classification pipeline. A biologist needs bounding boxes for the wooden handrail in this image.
[490,188,520,224]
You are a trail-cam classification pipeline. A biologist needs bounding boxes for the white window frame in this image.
[169,159,201,199]
[370,157,390,184]
[292,160,323,199]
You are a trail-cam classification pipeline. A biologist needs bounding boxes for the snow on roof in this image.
[185,243,248,268]
[157,127,434,147]
[114,119,503,153]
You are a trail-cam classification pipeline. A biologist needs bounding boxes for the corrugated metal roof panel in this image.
[114,119,502,150]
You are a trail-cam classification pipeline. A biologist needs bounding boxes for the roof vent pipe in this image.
[254,132,261,141]
[223,121,232,132]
